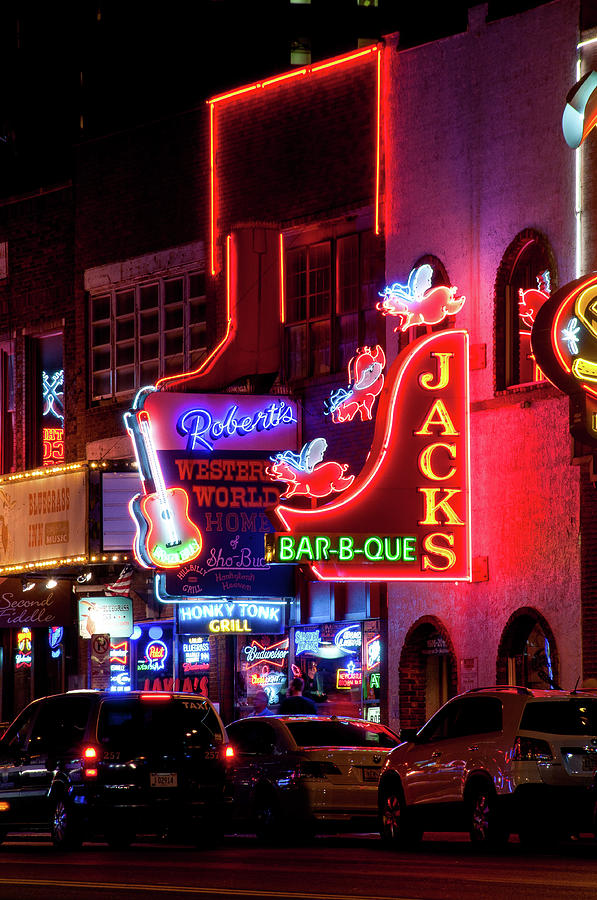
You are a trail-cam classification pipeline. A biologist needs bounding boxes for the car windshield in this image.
[97,696,222,753]
[519,699,597,735]
[285,720,398,748]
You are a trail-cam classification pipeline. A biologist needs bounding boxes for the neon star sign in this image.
[267,330,471,582]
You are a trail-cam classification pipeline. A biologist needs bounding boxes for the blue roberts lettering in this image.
[176,401,296,452]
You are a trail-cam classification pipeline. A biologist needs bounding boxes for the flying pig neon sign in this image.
[266,439,354,500]
[377,265,465,332]
[267,330,471,582]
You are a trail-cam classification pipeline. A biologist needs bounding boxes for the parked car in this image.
[225,715,399,840]
[378,686,597,848]
[0,690,233,848]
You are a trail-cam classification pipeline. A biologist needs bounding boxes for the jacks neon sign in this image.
[268,330,471,582]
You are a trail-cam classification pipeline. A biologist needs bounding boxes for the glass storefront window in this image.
[236,634,290,716]
[363,619,381,721]
[132,622,174,691]
[177,634,210,696]
[292,622,363,717]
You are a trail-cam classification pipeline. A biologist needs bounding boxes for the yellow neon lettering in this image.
[419,352,454,390]
[422,532,457,570]
[418,488,464,525]
[208,621,220,633]
[418,442,457,481]
[414,399,459,436]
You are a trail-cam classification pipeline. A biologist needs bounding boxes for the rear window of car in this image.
[519,699,597,735]
[97,697,223,753]
[285,720,398,748]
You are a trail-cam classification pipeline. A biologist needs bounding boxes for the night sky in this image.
[0,1,555,197]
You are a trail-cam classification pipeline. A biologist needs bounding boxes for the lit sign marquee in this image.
[144,639,168,671]
[268,330,471,581]
[325,346,385,423]
[110,639,131,692]
[295,630,321,655]
[531,274,597,442]
[180,636,210,674]
[377,265,466,332]
[176,598,286,635]
[16,627,32,668]
[243,637,289,669]
[336,660,362,689]
[269,534,417,563]
[42,370,65,467]
[125,388,297,599]
[335,624,361,654]
[366,634,381,670]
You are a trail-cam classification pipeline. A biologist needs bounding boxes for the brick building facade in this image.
[0,0,595,728]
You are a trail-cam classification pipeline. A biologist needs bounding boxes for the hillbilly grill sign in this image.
[266,330,471,582]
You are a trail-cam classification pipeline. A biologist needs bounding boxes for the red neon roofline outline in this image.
[208,44,382,276]
[156,234,233,390]
[275,330,472,582]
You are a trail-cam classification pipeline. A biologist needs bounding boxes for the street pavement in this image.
[0,833,595,899]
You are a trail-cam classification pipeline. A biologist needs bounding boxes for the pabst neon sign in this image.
[266,330,471,581]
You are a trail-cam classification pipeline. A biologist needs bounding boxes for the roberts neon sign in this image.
[177,400,297,453]
[268,330,471,581]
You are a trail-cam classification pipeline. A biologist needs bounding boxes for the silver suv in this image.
[378,687,597,847]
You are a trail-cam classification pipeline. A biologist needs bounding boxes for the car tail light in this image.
[224,745,235,761]
[511,736,553,761]
[82,745,99,779]
[140,693,171,701]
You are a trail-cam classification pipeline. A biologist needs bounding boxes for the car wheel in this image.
[379,784,421,849]
[254,789,282,844]
[467,783,508,846]
[51,796,82,850]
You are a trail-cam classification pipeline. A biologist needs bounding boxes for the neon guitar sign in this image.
[125,408,203,569]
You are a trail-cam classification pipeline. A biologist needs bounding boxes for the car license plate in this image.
[150,772,178,787]
[362,767,380,782]
[582,756,597,771]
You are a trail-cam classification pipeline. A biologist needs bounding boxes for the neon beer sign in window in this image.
[268,330,471,582]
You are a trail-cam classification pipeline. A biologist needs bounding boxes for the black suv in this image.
[0,690,232,848]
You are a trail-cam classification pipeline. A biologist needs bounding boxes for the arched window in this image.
[494,231,556,390]
[496,608,559,690]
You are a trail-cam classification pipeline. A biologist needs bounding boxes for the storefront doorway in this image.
[497,608,559,689]
[399,617,457,729]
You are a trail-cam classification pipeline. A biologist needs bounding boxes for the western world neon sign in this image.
[267,330,471,582]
